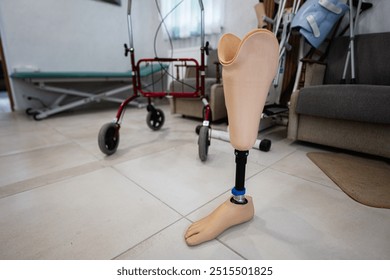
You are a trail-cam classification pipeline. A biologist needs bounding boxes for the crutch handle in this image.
[124,44,130,57]
[263,16,275,25]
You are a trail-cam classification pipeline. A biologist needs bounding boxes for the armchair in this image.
[288,32,390,158]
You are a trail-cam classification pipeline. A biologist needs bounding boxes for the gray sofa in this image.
[288,32,390,158]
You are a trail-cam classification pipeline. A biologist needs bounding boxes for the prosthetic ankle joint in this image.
[231,150,249,204]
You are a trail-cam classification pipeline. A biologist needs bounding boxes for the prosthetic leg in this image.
[185,29,279,246]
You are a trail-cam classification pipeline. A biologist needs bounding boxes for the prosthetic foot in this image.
[185,29,279,246]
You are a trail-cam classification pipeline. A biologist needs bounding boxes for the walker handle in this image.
[198,0,204,11]
[198,0,205,48]
[126,0,134,49]
[127,0,132,15]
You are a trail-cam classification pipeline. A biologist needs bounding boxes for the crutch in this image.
[265,0,300,104]
[341,0,359,83]
[341,0,373,83]
[262,0,287,35]
[274,0,301,88]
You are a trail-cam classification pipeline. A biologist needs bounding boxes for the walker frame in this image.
[98,0,212,161]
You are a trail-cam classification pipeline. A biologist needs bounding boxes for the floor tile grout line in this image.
[97,140,195,168]
[99,114,241,258]
[112,217,185,260]
[215,238,247,260]
[245,165,269,182]
[0,139,75,157]
[86,157,337,258]
[268,165,343,193]
[112,165,187,218]
[245,148,342,191]
[182,189,233,221]
[265,148,298,167]
[0,161,106,200]
[113,215,247,260]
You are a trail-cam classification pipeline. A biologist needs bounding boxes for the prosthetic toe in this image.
[185,196,254,246]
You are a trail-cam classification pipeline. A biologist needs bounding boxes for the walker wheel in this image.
[198,126,210,162]
[98,122,120,155]
[195,125,202,135]
[146,108,165,131]
[26,108,35,116]
[259,139,271,152]
[33,113,44,121]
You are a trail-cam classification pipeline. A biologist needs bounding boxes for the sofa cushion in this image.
[296,84,390,124]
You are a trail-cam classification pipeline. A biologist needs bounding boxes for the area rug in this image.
[307,152,390,209]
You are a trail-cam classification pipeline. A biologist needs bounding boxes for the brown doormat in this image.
[307,152,390,209]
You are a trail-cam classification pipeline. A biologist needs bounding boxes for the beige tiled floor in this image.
[0,103,389,260]
[0,92,12,113]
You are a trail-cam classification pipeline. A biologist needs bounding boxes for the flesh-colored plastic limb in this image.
[184,29,279,246]
[219,29,279,151]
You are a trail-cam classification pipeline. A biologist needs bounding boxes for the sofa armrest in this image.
[287,90,300,140]
[301,59,327,87]
[209,83,227,121]
[209,83,223,102]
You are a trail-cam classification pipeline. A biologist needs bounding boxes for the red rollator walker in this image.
[98,0,212,161]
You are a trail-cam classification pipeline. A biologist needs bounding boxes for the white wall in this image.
[0,0,133,72]
[0,0,388,110]
[0,0,160,109]
[355,0,389,35]
[224,0,259,38]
